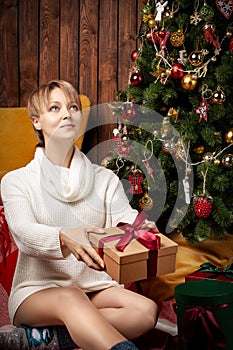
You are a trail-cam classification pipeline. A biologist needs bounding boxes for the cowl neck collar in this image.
[34,146,94,202]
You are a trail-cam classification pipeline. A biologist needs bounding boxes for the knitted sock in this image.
[0,326,29,350]
[20,324,59,349]
[110,340,139,350]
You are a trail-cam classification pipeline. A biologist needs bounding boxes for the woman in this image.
[1,80,158,350]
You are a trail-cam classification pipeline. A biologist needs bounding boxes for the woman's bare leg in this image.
[90,287,158,339]
[14,286,126,350]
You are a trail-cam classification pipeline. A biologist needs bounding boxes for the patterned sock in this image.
[110,340,139,350]
[0,326,29,350]
[20,324,59,349]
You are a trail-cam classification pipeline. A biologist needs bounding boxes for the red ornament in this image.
[131,50,139,62]
[196,97,210,122]
[130,72,143,86]
[170,63,185,79]
[203,24,220,49]
[193,196,213,218]
[120,106,137,123]
[128,171,145,194]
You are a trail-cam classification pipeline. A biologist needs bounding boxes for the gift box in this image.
[185,262,233,284]
[175,280,233,350]
[89,212,178,284]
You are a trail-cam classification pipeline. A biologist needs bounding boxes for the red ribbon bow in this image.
[181,306,226,350]
[98,211,160,258]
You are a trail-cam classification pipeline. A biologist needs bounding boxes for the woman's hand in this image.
[60,226,105,270]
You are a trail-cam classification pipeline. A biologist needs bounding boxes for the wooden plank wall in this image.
[0,0,144,159]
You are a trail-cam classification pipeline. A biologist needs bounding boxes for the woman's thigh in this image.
[90,286,155,311]
[14,286,89,327]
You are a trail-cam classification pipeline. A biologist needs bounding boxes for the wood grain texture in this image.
[39,0,59,83]
[0,0,18,106]
[19,0,39,106]
[118,0,137,92]
[60,0,79,89]
[79,0,98,105]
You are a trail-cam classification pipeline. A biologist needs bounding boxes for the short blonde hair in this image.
[28,80,81,146]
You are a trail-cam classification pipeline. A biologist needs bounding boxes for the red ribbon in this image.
[181,306,226,350]
[98,211,160,258]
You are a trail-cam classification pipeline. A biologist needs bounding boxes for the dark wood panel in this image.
[98,0,118,104]
[118,0,137,92]
[79,0,99,105]
[19,0,39,106]
[60,0,79,89]
[39,0,60,83]
[0,0,18,107]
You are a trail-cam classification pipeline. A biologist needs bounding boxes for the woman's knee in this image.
[134,298,159,329]
[57,286,88,306]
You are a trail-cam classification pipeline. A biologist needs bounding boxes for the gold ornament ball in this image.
[222,154,233,167]
[214,159,221,166]
[211,89,226,104]
[224,128,233,143]
[181,74,198,91]
[139,193,154,211]
[148,19,156,28]
[194,145,205,154]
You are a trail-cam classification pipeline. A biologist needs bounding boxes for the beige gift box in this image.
[89,227,178,284]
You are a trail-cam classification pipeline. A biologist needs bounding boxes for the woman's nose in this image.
[63,108,71,119]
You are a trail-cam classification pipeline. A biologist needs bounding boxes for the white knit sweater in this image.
[1,147,138,323]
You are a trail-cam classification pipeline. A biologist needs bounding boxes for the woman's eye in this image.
[50,105,59,112]
[70,104,79,111]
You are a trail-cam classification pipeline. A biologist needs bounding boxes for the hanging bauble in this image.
[181,74,198,91]
[224,128,233,143]
[211,88,226,104]
[193,145,205,154]
[130,72,143,86]
[170,29,185,47]
[199,2,214,21]
[131,50,139,62]
[222,154,233,167]
[170,63,185,79]
[214,159,221,166]
[188,51,204,67]
[193,195,213,218]
[202,152,214,162]
[139,193,154,211]
[101,156,114,168]
[148,18,157,28]
[167,107,179,121]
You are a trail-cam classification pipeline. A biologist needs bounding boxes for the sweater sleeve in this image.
[1,171,64,260]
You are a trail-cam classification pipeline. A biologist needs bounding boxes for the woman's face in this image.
[31,87,82,146]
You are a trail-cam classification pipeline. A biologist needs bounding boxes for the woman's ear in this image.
[31,116,41,130]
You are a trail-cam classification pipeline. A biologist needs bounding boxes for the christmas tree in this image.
[103,0,233,243]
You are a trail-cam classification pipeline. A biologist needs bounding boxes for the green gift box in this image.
[174,280,233,350]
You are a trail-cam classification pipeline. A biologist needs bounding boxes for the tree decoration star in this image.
[190,10,202,25]
[196,97,210,121]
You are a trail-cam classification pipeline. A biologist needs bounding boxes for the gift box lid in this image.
[89,227,149,264]
[157,233,178,256]
[175,280,233,306]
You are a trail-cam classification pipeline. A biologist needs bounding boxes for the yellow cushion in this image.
[140,232,233,301]
[0,95,90,180]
